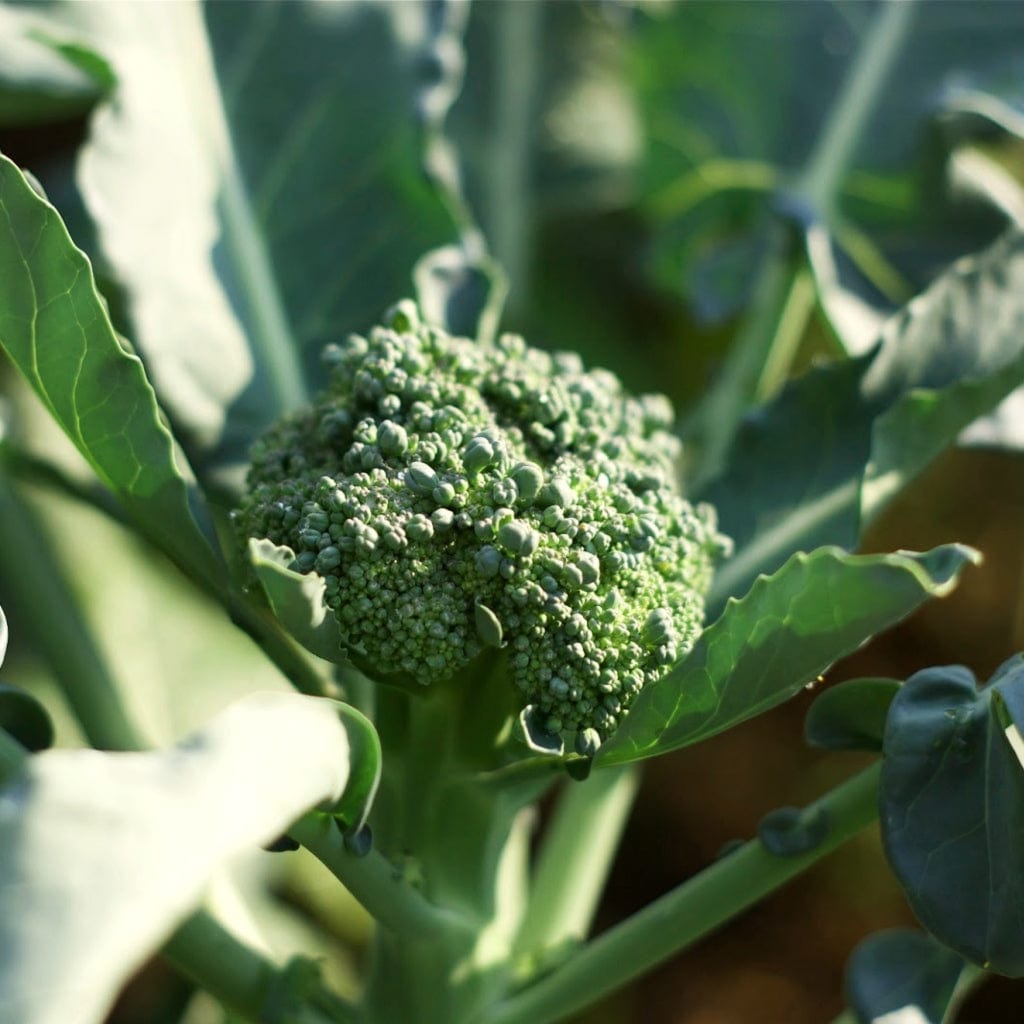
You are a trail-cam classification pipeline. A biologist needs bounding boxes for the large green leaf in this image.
[705,228,1024,608]
[880,657,1024,976]
[637,0,1022,327]
[596,545,976,768]
[45,0,457,489]
[0,690,377,1024]
[0,153,219,586]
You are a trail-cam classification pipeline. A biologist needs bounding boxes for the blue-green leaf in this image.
[597,545,977,767]
[38,1,458,491]
[705,228,1024,608]
[0,153,219,587]
[845,929,967,1024]
[804,677,902,753]
[880,656,1024,975]
[0,691,372,1024]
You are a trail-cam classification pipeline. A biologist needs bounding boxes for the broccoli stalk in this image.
[233,301,730,1021]
[234,300,729,755]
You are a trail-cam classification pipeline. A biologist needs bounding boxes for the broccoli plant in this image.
[3,3,1024,1024]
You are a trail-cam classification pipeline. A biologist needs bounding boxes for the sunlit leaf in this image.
[0,690,375,1024]
[598,545,977,767]
[0,153,219,587]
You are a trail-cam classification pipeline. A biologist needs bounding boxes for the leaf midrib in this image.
[171,2,307,417]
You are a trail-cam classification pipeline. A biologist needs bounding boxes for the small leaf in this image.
[597,545,978,768]
[0,685,54,754]
[0,153,219,588]
[414,244,507,344]
[758,805,830,857]
[247,538,348,664]
[518,706,565,758]
[845,928,966,1024]
[0,691,372,1024]
[474,601,505,650]
[805,677,902,752]
[323,702,381,836]
[880,657,1024,975]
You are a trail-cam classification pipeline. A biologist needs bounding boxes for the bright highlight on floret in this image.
[235,301,730,746]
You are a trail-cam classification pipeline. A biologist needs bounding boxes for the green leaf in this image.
[0,690,374,1024]
[804,677,902,753]
[0,153,219,587]
[597,545,977,768]
[247,538,348,666]
[705,228,1024,607]
[637,1,1022,323]
[844,929,966,1024]
[45,1,457,489]
[0,6,113,126]
[880,656,1024,975]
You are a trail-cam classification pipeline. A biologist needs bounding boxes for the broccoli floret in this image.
[235,301,730,745]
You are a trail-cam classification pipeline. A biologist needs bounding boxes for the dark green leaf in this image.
[880,656,1024,975]
[804,677,902,752]
[0,154,219,587]
[705,229,1024,607]
[845,929,966,1024]
[0,684,54,754]
[0,691,372,1024]
[597,545,977,768]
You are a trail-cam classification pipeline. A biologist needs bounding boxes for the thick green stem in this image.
[514,766,640,960]
[289,812,469,939]
[361,673,547,1024]
[484,762,881,1024]
[164,909,357,1024]
[0,473,147,751]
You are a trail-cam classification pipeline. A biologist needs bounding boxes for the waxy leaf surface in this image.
[881,657,1024,975]
[0,691,377,1024]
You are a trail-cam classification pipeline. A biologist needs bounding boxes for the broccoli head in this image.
[235,301,730,747]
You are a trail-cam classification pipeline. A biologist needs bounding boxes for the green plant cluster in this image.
[234,300,729,747]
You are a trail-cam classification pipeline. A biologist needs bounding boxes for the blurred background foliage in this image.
[3,0,1024,1021]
